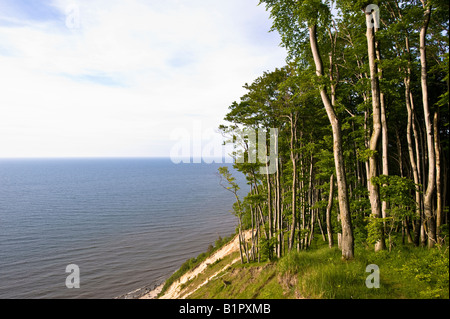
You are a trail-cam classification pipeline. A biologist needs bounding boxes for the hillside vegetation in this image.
[174,236,448,299]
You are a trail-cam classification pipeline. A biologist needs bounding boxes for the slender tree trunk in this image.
[410,91,424,246]
[302,186,306,250]
[376,38,389,225]
[307,154,314,248]
[434,112,442,243]
[276,157,282,258]
[309,24,353,260]
[256,206,260,263]
[443,153,448,226]
[316,189,327,242]
[238,217,245,264]
[396,129,414,244]
[405,79,422,246]
[250,177,269,240]
[419,2,436,248]
[395,129,404,178]
[416,115,428,247]
[326,174,335,248]
[366,20,386,251]
[309,206,316,247]
[299,169,306,251]
[250,204,256,261]
[266,164,273,240]
[289,114,298,250]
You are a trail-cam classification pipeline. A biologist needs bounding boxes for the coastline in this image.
[133,230,251,300]
[138,283,164,299]
[115,282,165,299]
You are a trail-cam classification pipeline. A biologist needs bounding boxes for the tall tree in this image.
[419,0,437,247]
[260,0,354,259]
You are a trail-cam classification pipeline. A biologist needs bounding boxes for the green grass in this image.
[189,262,287,299]
[277,244,449,299]
[160,228,448,299]
[188,242,448,299]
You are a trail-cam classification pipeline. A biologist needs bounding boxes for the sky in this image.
[0,0,287,158]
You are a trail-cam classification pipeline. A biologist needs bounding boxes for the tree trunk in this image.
[316,189,327,242]
[376,37,389,226]
[326,174,334,248]
[265,163,273,240]
[419,2,436,248]
[299,172,305,251]
[307,154,314,248]
[309,210,316,247]
[238,217,245,264]
[366,19,386,251]
[289,114,298,250]
[251,178,269,240]
[405,79,421,246]
[250,204,256,261]
[275,156,282,258]
[434,112,442,243]
[409,88,423,246]
[309,24,354,260]
[396,129,414,244]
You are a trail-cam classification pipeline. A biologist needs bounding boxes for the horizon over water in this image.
[0,157,247,299]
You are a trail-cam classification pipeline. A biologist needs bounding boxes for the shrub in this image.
[397,247,449,299]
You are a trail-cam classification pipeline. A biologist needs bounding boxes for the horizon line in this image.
[0,156,235,161]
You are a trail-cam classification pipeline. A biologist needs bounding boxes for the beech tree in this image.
[218,0,448,262]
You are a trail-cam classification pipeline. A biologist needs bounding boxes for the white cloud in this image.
[0,0,286,157]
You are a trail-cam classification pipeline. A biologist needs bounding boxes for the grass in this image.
[189,261,287,299]
[277,243,449,299]
[177,251,241,298]
[188,240,448,299]
[159,228,448,299]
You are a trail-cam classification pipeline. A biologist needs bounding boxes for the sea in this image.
[0,158,246,299]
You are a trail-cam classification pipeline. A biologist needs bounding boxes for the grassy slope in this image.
[187,240,449,299]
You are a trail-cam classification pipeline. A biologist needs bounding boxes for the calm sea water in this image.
[0,158,245,299]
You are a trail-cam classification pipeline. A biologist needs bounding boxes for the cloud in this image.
[0,0,286,157]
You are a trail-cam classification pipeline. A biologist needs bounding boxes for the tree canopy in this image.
[218,0,449,262]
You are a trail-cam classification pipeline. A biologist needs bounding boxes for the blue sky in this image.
[0,0,287,158]
[0,0,63,22]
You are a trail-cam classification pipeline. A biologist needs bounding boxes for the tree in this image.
[218,166,247,264]
[419,0,437,247]
[260,0,354,260]
[217,0,449,263]
[365,4,386,251]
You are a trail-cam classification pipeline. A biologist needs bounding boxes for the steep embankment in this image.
[140,230,253,299]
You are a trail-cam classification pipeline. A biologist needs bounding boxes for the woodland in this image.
[217,0,449,264]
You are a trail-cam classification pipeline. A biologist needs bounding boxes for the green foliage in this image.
[372,175,418,209]
[258,235,277,261]
[439,224,449,242]
[218,166,240,193]
[365,215,390,246]
[371,175,418,235]
[357,148,377,162]
[396,247,449,299]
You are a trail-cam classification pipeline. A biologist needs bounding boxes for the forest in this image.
[217,0,449,268]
